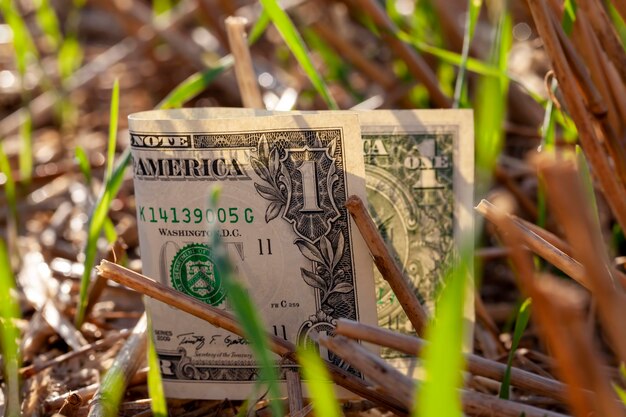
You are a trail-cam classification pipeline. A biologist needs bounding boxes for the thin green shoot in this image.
[158,12,269,109]
[537,79,557,228]
[499,298,532,399]
[249,10,271,45]
[153,0,172,16]
[561,0,578,35]
[575,145,601,231]
[58,36,84,82]
[0,142,18,228]
[0,0,39,77]
[454,0,483,108]
[158,55,234,109]
[474,8,512,198]
[75,146,92,187]
[0,238,22,417]
[75,81,125,327]
[147,312,167,417]
[607,2,626,45]
[297,345,341,417]
[415,253,470,417]
[33,0,63,50]
[207,187,282,417]
[18,110,33,187]
[75,150,130,327]
[259,0,338,109]
[106,79,120,183]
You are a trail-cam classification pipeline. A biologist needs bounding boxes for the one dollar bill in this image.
[128,110,377,399]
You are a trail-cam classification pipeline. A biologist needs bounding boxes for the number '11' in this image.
[258,238,272,255]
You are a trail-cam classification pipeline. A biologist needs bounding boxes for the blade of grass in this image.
[75,80,125,327]
[0,142,18,227]
[158,55,234,109]
[607,1,626,45]
[147,312,167,417]
[297,346,341,417]
[0,0,39,77]
[537,79,557,228]
[499,298,532,399]
[18,110,32,186]
[474,7,512,198]
[0,238,21,417]
[75,146,92,187]
[415,254,469,417]
[259,0,337,109]
[33,0,63,50]
[105,79,120,183]
[454,0,483,108]
[562,0,578,35]
[207,187,282,417]
[575,145,601,230]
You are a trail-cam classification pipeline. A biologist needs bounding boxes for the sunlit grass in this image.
[0,238,22,417]
[259,0,338,109]
[414,253,470,417]
[499,298,531,399]
[297,346,341,417]
[147,312,167,417]
[75,79,124,327]
[454,0,483,107]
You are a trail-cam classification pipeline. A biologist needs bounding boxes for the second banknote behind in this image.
[360,110,474,366]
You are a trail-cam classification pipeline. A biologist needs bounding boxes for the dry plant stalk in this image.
[526,0,626,231]
[475,199,626,290]
[96,260,408,416]
[345,195,428,334]
[318,334,570,417]
[225,16,264,109]
[539,159,626,365]
[334,318,569,403]
[487,200,624,417]
[87,314,148,417]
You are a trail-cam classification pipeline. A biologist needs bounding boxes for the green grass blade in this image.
[33,0,63,50]
[19,110,33,187]
[415,254,469,417]
[607,2,626,45]
[153,0,172,16]
[562,0,577,35]
[0,238,22,417]
[454,0,483,108]
[259,0,337,109]
[75,146,92,186]
[249,9,271,45]
[75,150,130,326]
[474,8,512,198]
[297,346,341,417]
[499,298,532,399]
[0,142,18,227]
[106,79,120,182]
[158,55,234,109]
[0,0,39,76]
[575,145,601,230]
[207,187,282,417]
[147,312,168,417]
[58,36,84,81]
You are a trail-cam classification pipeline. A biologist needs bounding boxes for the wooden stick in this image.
[334,318,569,403]
[319,334,570,417]
[350,0,452,108]
[96,260,409,416]
[285,369,304,416]
[225,16,264,109]
[87,314,148,417]
[345,195,428,334]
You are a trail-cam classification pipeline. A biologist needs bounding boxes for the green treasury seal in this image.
[170,243,225,306]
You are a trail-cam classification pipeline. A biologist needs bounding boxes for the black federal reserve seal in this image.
[170,243,225,306]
